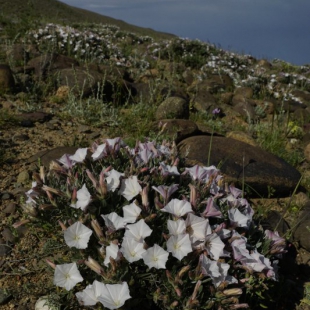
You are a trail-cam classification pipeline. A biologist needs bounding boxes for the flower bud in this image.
[229,304,249,309]
[91,219,105,241]
[189,184,198,209]
[12,219,31,228]
[58,220,67,231]
[84,257,105,276]
[39,166,45,183]
[86,169,98,189]
[46,259,56,269]
[99,171,107,197]
[170,301,178,308]
[141,184,150,212]
[223,288,243,296]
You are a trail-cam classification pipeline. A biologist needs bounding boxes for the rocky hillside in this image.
[0,0,175,39]
[0,3,310,310]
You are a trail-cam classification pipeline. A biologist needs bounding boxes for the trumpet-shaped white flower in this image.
[142,244,169,269]
[64,221,93,249]
[69,147,88,163]
[92,143,107,161]
[124,219,152,242]
[104,242,120,266]
[58,153,73,169]
[122,201,142,224]
[200,254,237,287]
[119,176,142,201]
[167,219,186,235]
[167,234,192,260]
[97,282,131,310]
[185,213,211,243]
[76,280,106,306]
[105,169,124,192]
[102,212,125,231]
[152,184,179,203]
[53,262,83,291]
[120,237,146,263]
[70,184,91,211]
[162,198,192,217]
[159,162,180,176]
[205,233,225,260]
[228,208,251,228]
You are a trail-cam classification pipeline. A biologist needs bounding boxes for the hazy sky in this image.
[60,0,310,65]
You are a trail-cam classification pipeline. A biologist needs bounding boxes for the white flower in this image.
[64,221,92,249]
[228,208,251,227]
[167,234,192,260]
[142,244,169,269]
[97,282,131,309]
[69,148,88,163]
[205,233,225,260]
[119,176,142,201]
[92,143,107,161]
[53,262,83,291]
[76,280,106,306]
[185,213,211,244]
[124,219,152,242]
[102,212,125,231]
[105,169,124,192]
[71,184,91,211]
[161,199,192,217]
[167,219,186,235]
[122,201,142,224]
[58,154,73,169]
[200,254,237,287]
[159,162,180,176]
[120,237,146,263]
[104,243,120,266]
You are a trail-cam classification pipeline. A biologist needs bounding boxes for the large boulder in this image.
[27,146,78,167]
[152,119,199,143]
[178,135,301,197]
[155,96,189,120]
[27,53,79,79]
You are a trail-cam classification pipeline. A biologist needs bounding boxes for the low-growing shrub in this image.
[21,137,288,309]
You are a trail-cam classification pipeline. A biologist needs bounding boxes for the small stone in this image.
[2,227,15,243]
[88,132,101,140]
[12,134,30,142]
[35,296,60,310]
[1,193,11,200]
[2,202,16,214]
[78,125,92,133]
[17,171,30,184]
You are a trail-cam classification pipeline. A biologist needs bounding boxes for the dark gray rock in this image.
[178,135,301,197]
[153,119,199,143]
[15,112,52,124]
[293,203,310,251]
[27,53,79,79]
[27,146,78,167]
[0,64,15,93]
[155,96,189,120]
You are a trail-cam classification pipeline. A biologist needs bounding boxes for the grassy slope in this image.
[0,0,176,40]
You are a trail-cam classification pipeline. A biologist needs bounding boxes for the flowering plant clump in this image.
[22,137,287,309]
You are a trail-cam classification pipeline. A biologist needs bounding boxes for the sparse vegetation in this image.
[0,1,310,309]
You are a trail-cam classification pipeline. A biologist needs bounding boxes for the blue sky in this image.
[60,0,310,65]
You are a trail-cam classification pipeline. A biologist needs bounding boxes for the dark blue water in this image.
[61,0,310,66]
